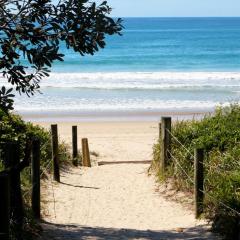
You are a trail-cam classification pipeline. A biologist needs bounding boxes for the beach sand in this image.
[36,121,159,162]
[37,120,219,239]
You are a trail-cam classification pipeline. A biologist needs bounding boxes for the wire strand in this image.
[39,161,57,219]
[50,175,57,219]
[22,159,52,198]
[166,128,194,158]
[168,150,240,217]
[168,150,194,184]
[200,189,240,217]
[40,159,52,178]
[165,128,212,169]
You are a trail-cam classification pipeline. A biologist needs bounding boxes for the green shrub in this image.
[152,104,240,240]
[0,110,72,239]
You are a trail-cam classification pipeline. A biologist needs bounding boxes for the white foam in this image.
[1,71,238,113]
[1,71,240,90]
[38,71,240,90]
[15,97,227,112]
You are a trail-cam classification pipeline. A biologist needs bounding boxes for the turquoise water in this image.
[9,18,240,115]
[52,17,240,72]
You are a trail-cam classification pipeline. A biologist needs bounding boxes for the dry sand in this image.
[37,121,158,162]
[38,121,220,240]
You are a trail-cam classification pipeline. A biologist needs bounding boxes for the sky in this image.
[98,0,240,17]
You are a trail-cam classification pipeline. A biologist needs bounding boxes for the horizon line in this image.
[111,16,240,18]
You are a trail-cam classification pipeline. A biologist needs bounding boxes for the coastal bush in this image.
[0,110,72,239]
[152,104,240,240]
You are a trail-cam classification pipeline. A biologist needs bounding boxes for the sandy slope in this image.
[38,121,220,240]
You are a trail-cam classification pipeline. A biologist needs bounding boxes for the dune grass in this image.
[152,104,240,240]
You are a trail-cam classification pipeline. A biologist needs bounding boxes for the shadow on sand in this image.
[39,221,219,240]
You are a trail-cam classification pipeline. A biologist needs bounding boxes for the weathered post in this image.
[194,148,204,218]
[238,220,240,240]
[159,122,162,141]
[82,138,91,167]
[72,126,78,166]
[31,139,41,219]
[237,220,240,240]
[0,173,10,240]
[160,117,171,176]
[51,124,60,182]
[4,143,23,238]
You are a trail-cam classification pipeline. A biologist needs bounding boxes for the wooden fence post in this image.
[0,173,10,240]
[160,117,171,176]
[72,126,78,166]
[31,139,41,219]
[51,124,60,182]
[194,148,204,218]
[4,143,23,238]
[159,122,161,141]
[238,220,240,240]
[82,138,91,167]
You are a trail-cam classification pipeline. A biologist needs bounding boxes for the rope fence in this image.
[160,116,240,219]
[167,150,194,185]
[166,128,194,158]
[168,149,240,217]
[22,158,52,199]
[0,124,89,239]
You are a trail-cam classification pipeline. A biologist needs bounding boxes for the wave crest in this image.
[37,71,240,90]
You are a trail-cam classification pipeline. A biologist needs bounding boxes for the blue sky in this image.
[99,0,240,17]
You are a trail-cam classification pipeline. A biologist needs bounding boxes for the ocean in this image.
[7,18,240,119]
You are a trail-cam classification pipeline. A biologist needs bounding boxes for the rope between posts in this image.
[34,157,57,218]
[165,128,210,168]
[167,150,240,217]
[167,150,194,184]
[23,140,51,198]
[40,159,52,178]
[49,172,57,219]
[166,128,194,159]
[167,129,240,179]
[35,159,57,219]
[23,159,52,198]
[40,138,51,151]
[22,186,34,198]
[200,189,240,217]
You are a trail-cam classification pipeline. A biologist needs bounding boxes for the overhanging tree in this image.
[0,0,122,112]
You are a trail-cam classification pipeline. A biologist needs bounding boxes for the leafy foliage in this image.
[0,109,72,239]
[0,109,71,170]
[152,104,240,240]
[0,0,122,111]
[0,86,14,112]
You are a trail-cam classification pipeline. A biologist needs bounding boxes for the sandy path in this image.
[38,122,158,162]
[38,122,219,240]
